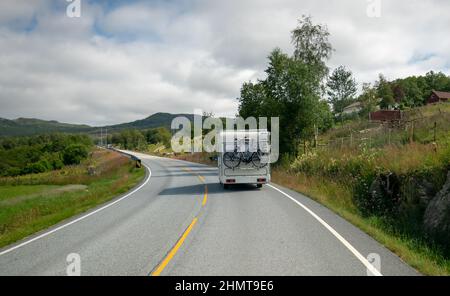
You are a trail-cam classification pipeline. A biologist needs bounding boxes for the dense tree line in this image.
[110,127,171,150]
[0,134,92,177]
[344,71,450,119]
[379,71,450,108]
[344,71,450,116]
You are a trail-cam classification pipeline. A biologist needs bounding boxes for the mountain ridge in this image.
[0,112,195,137]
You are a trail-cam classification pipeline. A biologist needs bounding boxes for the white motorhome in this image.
[217,129,271,189]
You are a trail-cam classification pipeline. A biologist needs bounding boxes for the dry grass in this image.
[0,149,131,186]
[319,103,450,150]
[272,170,356,213]
[174,152,216,166]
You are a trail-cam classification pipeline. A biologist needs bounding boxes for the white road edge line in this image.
[0,164,152,257]
[267,184,382,276]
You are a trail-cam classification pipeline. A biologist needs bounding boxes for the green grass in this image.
[0,185,59,201]
[273,160,450,276]
[0,149,145,248]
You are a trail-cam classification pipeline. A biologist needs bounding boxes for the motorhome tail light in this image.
[257,178,266,183]
[226,179,236,184]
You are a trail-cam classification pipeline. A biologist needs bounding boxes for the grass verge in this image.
[272,169,450,275]
[0,149,145,249]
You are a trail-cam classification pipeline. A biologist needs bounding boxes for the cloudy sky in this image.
[0,0,449,126]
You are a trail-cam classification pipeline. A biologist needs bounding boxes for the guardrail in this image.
[108,147,142,168]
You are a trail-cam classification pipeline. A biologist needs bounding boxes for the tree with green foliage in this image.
[237,81,266,119]
[380,71,450,108]
[144,127,171,147]
[0,133,92,176]
[111,129,147,150]
[291,15,333,79]
[424,71,450,96]
[392,83,405,105]
[63,144,89,165]
[237,16,334,154]
[376,74,395,109]
[398,78,423,107]
[359,83,379,115]
[326,66,357,116]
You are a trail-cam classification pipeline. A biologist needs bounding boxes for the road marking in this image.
[0,164,152,257]
[202,185,208,206]
[150,165,208,276]
[181,166,208,206]
[267,184,383,276]
[151,217,198,276]
[182,167,205,184]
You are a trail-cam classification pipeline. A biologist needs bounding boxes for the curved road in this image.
[0,151,419,276]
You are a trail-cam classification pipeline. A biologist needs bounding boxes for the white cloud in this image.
[0,0,449,126]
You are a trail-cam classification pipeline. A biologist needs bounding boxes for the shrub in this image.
[5,167,21,177]
[43,153,64,170]
[23,161,49,174]
[63,144,89,165]
[354,172,402,217]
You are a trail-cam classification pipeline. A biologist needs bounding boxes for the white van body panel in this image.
[217,130,271,186]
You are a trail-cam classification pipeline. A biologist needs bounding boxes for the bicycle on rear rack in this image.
[223,149,267,169]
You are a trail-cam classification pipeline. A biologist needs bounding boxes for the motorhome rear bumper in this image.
[222,175,271,184]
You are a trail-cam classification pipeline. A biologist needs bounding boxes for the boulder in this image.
[402,176,435,207]
[87,165,97,176]
[416,179,435,207]
[366,173,401,216]
[423,171,450,245]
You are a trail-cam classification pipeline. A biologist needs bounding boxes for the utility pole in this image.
[105,128,108,147]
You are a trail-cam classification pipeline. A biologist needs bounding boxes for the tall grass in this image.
[320,103,450,150]
[272,169,450,275]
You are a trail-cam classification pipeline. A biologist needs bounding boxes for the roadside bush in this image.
[5,167,21,177]
[23,161,49,174]
[63,144,89,165]
[354,172,401,217]
[43,153,64,170]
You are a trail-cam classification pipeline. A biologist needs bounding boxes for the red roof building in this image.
[369,110,402,122]
[427,90,450,104]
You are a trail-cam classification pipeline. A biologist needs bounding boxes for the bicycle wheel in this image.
[251,152,267,168]
[223,152,241,169]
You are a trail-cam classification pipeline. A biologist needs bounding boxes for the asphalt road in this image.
[0,151,420,276]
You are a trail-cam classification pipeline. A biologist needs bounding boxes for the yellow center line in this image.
[149,165,208,276]
[202,185,208,206]
[198,175,205,183]
[151,217,198,276]
[182,167,205,184]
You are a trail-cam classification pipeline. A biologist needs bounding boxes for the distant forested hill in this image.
[0,112,195,137]
[0,118,92,136]
[104,112,195,131]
